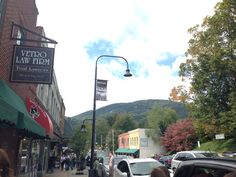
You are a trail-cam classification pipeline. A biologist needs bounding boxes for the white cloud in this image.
[36,0,221,117]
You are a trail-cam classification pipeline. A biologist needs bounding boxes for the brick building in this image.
[0,1,65,177]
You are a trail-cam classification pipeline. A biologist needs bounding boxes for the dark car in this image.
[173,157,236,177]
[159,155,173,168]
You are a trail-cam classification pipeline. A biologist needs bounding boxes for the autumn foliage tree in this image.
[169,85,189,103]
[161,119,197,153]
[179,0,236,139]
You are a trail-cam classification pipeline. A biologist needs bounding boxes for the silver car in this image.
[171,150,219,170]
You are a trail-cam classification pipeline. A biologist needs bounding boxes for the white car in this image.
[171,150,219,170]
[114,158,165,177]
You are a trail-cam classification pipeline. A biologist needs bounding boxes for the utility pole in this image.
[101,135,102,149]
[112,129,114,154]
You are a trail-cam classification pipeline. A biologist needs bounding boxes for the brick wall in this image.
[0,0,39,100]
[0,1,41,175]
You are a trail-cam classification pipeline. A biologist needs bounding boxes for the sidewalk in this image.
[43,167,89,177]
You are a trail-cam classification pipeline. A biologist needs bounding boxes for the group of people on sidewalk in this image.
[59,153,86,172]
[60,153,76,171]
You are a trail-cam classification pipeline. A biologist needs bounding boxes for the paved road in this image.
[43,167,89,177]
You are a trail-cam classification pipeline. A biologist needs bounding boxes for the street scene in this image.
[0,0,236,177]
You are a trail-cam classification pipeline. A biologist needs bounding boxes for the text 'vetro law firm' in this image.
[15,50,50,65]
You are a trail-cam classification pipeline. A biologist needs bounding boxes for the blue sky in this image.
[36,0,221,117]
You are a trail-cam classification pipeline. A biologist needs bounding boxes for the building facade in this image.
[36,71,65,139]
[118,132,129,149]
[0,0,65,177]
[116,128,166,158]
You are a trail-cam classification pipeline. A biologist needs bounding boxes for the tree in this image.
[219,92,236,138]
[146,107,178,142]
[112,113,137,150]
[179,0,236,139]
[96,119,110,149]
[169,85,189,103]
[113,113,137,133]
[105,114,117,127]
[69,124,91,157]
[161,119,197,153]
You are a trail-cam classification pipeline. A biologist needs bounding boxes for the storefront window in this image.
[18,139,40,177]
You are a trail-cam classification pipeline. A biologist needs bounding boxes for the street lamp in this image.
[80,118,92,132]
[89,55,132,177]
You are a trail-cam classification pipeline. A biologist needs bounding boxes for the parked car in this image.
[173,157,236,177]
[159,155,173,169]
[110,156,130,176]
[97,155,129,177]
[114,158,165,177]
[222,152,236,158]
[171,151,219,170]
[97,156,110,177]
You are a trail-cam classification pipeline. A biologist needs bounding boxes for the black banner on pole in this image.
[96,79,108,101]
[10,45,54,84]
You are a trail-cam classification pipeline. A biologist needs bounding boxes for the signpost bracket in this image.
[10,22,58,44]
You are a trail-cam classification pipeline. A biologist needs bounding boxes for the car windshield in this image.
[103,157,109,165]
[130,161,162,175]
[194,152,219,158]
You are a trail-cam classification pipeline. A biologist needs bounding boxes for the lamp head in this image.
[124,69,132,77]
[80,124,86,133]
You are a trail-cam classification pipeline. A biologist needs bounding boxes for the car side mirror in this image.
[121,172,128,177]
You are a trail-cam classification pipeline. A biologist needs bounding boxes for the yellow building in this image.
[116,128,166,158]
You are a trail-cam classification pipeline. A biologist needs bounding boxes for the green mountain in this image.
[70,99,189,127]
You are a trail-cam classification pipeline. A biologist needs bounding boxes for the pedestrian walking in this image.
[108,152,114,177]
[64,154,71,171]
[60,154,66,171]
[47,155,54,173]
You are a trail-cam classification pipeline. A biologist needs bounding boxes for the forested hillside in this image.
[70,99,188,128]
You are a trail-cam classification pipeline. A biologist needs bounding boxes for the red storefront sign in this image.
[26,97,53,138]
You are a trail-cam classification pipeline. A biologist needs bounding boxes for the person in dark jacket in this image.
[93,157,99,177]
[60,154,66,171]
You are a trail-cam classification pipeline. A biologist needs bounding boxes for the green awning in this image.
[0,80,45,137]
[0,99,19,125]
[0,81,20,125]
[17,113,46,137]
[115,148,139,154]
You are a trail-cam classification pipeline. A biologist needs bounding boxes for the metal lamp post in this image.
[80,118,93,132]
[89,55,132,177]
